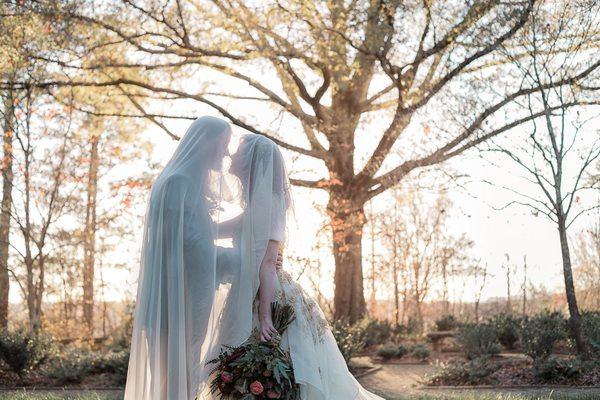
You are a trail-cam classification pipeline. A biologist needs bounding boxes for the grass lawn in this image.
[2,389,600,400]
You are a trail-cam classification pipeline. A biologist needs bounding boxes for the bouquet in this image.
[207,302,300,399]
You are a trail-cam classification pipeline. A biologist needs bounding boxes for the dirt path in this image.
[357,361,600,400]
[358,362,439,398]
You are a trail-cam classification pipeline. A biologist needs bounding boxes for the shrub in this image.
[364,319,394,347]
[427,356,499,386]
[489,313,520,350]
[520,311,566,361]
[93,350,129,384]
[46,348,94,385]
[377,343,398,360]
[435,315,457,331]
[410,343,431,361]
[330,318,368,363]
[396,344,409,358]
[46,348,130,385]
[532,355,580,382]
[456,323,501,360]
[0,329,54,377]
[581,311,600,355]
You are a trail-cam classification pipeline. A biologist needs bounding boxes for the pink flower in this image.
[249,380,264,395]
[220,371,233,383]
[267,389,281,399]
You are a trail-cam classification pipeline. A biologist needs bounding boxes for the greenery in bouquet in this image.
[207,302,300,399]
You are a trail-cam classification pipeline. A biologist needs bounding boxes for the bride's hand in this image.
[259,315,278,342]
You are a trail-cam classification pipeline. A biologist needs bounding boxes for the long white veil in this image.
[124,116,232,400]
[196,134,291,398]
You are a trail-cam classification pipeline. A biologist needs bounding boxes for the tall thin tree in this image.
[488,1,600,355]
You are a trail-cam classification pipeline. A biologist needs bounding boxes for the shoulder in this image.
[152,174,192,206]
[163,173,191,187]
[158,174,193,194]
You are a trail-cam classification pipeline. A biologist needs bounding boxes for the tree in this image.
[1,5,20,330]
[83,121,99,338]
[11,0,600,321]
[487,1,600,355]
[10,92,77,331]
[0,2,56,328]
[377,187,404,325]
[378,186,472,332]
[0,91,15,330]
[74,113,152,338]
[0,1,156,333]
[473,263,489,322]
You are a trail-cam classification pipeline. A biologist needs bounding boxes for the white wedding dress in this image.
[212,134,384,400]
[257,267,384,400]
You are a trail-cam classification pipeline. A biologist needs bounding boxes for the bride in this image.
[200,134,383,400]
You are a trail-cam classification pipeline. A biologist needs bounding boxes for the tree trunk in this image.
[505,254,512,314]
[441,258,449,315]
[25,258,41,332]
[368,205,376,313]
[0,92,15,330]
[328,193,367,323]
[391,202,400,326]
[392,256,400,326]
[83,133,99,338]
[522,255,527,317]
[414,290,424,334]
[557,212,587,355]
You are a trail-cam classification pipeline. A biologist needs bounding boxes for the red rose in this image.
[267,389,281,399]
[249,380,264,395]
[220,371,233,383]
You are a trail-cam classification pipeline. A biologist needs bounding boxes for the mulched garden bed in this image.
[426,355,600,387]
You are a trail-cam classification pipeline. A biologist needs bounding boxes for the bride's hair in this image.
[237,135,291,210]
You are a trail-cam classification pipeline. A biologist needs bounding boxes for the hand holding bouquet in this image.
[207,302,299,399]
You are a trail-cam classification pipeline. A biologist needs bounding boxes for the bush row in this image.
[376,342,431,361]
[429,310,600,386]
[0,328,129,385]
[434,310,600,360]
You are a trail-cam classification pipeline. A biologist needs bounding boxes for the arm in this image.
[258,240,280,341]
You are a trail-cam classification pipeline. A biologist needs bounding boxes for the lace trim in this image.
[277,269,329,344]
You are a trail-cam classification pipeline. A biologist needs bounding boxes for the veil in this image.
[124,116,232,400]
[196,134,291,398]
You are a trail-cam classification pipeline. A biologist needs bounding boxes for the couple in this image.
[124,116,383,400]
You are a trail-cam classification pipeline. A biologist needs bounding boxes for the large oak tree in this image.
[10,0,600,321]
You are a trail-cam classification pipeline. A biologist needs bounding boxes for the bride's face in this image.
[229,141,247,177]
[211,129,231,170]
